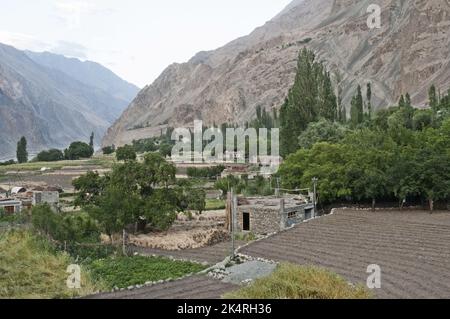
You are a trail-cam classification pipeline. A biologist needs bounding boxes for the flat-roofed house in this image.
[0,199,22,215]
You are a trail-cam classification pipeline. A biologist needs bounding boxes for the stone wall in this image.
[236,207,281,235]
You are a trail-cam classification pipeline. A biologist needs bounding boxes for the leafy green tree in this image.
[102,145,116,155]
[429,85,438,111]
[186,188,206,215]
[405,93,412,108]
[366,83,372,119]
[413,110,434,130]
[36,149,64,162]
[280,48,337,156]
[65,141,94,160]
[16,136,28,164]
[116,145,137,161]
[298,119,348,149]
[89,132,94,148]
[350,85,364,127]
[74,153,183,235]
[159,142,173,158]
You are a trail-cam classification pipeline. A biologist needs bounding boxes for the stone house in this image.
[228,196,315,236]
[0,199,22,215]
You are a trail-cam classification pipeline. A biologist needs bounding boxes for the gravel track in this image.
[240,210,450,299]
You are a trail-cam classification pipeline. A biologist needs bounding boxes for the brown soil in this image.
[240,209,450,299]
[86,275,237,299]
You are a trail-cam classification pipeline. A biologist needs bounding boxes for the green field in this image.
[205,199,226,211]
[0,156,116,174]
[88,256,207,289]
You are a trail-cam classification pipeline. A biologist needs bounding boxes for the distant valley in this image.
[0,43,139,160]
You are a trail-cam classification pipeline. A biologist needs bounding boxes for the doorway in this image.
[243,212,250,231]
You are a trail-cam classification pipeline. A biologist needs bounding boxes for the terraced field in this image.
[240,210,450,299]
[87,275,237,299]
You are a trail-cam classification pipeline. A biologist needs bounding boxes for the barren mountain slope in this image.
[103,0,450,147]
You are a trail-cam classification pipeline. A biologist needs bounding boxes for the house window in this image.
[288,212,297,219]
[243,212,250,231]
[4,206,14,215]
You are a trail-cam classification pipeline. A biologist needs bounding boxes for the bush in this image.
[32,204,100,244]
[116,145,137,161]
[36,149,64,162]
[224,263,371,299]
[64,142,94,160]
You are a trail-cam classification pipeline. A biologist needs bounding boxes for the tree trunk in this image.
[429,199,434,214]
[372,198,376,212]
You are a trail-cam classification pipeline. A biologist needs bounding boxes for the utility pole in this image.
[312,177,318,218]
[230,188,236,260]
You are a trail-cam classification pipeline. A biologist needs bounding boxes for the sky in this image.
[0,0,292,87]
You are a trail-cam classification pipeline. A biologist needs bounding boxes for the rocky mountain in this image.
[0,43,139,160]
[103,0,450,148]
[25,51,139,108]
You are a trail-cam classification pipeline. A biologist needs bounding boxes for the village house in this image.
[0,186,60,213]
[0,198,22,215]
[227,195,315,236]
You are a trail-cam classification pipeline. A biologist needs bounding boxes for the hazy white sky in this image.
[0,0,292,87]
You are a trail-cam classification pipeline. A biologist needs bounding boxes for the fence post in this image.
[122,229,127,256]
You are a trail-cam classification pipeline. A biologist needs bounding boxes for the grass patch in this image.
[234,232,257,242]
[0,156,115,174]
[223,263,372,299]
[0,230,102,299]
[205,199,226,211]
[88,256,207,289]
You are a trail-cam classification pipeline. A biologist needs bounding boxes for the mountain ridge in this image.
[0,43,139,160]
[102,0,450,148]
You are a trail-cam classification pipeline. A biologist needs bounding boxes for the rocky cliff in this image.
[103,0,450,147]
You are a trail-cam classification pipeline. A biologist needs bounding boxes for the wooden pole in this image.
[231,188,236,260]
[122,229,127,256]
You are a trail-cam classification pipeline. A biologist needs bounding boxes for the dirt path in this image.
[239,210,450,299]
[131,240,246,265]
[86,275,237,299]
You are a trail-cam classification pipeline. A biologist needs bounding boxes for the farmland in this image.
[240,209,450,299]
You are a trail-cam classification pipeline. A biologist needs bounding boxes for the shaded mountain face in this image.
[0,43,139,160]
[103,0,450,148]
[25,51,139,105]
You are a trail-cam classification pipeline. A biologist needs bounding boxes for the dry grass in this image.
[224,263,372,299]
[0,230,103,299]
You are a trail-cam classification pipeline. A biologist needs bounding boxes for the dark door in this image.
[5,206,15,215]
[243,212,250,231]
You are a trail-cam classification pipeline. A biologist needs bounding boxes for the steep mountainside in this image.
[103,0,450,147]
[0,43,138,160]
[25,51,139,105]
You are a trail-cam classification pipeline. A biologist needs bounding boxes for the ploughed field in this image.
[86,275,237,299]
[240,210,450,299]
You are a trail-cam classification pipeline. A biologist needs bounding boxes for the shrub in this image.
[224,263,372,299]
[36,149,64,162]
[32,204,100,244]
